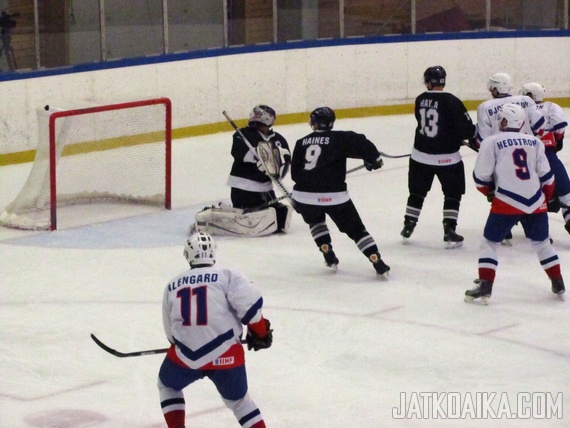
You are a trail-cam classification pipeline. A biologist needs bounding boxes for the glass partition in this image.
[168,0,224,52]
[104,0,164,60]
[0,0,568,73]
[344,0,411,36]
[415,0,486,33]
[490,0,566,30]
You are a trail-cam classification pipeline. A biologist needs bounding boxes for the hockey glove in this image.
[547,197,561,213]
[467,138,480,152]
[246,319,273,351]
[364,157,383,171]
[486,191,495,203]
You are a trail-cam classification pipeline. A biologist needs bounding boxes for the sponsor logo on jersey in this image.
[213,356,235,366]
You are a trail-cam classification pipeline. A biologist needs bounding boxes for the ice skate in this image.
[320,244,339,270]
[464,279,493,305]
[551,278,565,298]
[400,218,417,242]
[443,228,464,249]
[370,253,390,279]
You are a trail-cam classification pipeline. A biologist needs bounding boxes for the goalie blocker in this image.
[190,203,293,237]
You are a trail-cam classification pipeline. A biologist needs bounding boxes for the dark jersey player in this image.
[291,107,390,277]
[226,105,292,232]
[401,65,476,248]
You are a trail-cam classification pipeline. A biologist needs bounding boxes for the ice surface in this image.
[1,113,569,427]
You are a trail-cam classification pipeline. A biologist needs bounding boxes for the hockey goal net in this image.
[0,98,172,230]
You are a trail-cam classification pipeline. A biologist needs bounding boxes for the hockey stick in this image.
[91,334,168,357]
[347,151,411,174]
[243,195,288,213]
[91,334,248,358]
[222,111,295,206]
[378,151,411,159]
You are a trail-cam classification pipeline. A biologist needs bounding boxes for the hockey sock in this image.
[164,410,185,428]
[353,230,379,257]
[404,193,424,221]
[443,197,461,226]
[531,239,561,278]
[310,221,331,247]
[159,380,186,428]
[223,394,264,427]
[478,239,499,283]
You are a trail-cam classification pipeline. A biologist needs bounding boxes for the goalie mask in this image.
[497,103,525,132]
[488,73,513,96]
[520,82,545,103]
[249,105,276,127]
[310,107,336,131]
[184,232,216,267]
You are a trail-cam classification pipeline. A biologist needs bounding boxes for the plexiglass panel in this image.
[168,0,224,52]
[105,0,164,60]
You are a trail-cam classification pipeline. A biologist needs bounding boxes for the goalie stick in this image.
[222,111,295,206]
[91,334,248,358]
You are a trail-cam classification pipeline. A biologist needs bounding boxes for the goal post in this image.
[0,97,172,230]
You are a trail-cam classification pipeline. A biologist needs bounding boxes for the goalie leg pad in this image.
[192,206,278,237]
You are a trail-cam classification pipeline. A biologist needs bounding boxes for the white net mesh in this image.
[0,99,170,230]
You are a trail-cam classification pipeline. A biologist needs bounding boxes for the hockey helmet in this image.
[248,105,276,127]
[310,107,336,130]
[423,65,446,86]
[520,82,545,103]
[184,232,216,267]
[487,73,513,96]
[497,103,525,131]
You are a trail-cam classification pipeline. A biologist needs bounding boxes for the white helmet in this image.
[248,105,276,127]
[487,72,513,96]
[520,82,545,102]
[497,103,525,131]
[184,232,216,267]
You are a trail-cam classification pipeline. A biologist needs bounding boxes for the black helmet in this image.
[310,107,336,130]
[424,66,446,87]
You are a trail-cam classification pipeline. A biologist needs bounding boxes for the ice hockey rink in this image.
[1,112,570,428]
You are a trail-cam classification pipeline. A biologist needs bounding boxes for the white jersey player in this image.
[474,73,546,146]
[521,82,570,233]
[158,232,272,428]
[466,103,564,304]
[521,82,568,149]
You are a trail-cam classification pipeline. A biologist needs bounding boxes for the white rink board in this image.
[0,36,568,154]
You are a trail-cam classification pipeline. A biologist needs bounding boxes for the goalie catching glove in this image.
[256,141,291,179]
[246,318,273,351]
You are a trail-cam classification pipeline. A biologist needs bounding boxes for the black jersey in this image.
[228,126,290,188]
[291,130,381,193]
[414,91,475,155]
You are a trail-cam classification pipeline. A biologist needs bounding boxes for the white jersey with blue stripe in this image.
[162,265,263,369]
[476,95,546,141]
